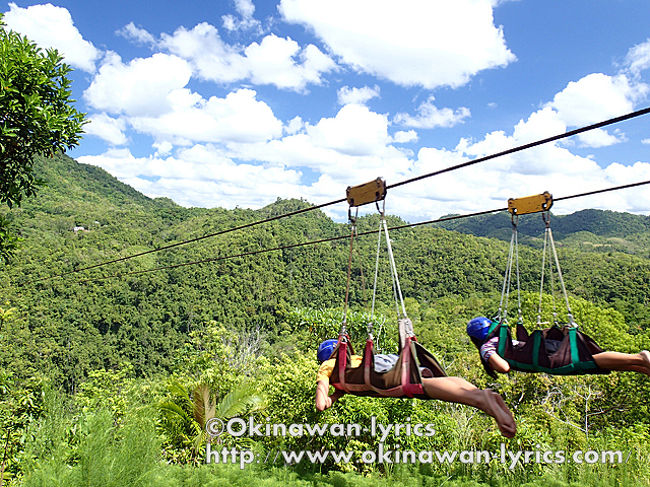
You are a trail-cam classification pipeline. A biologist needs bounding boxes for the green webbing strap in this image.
[532,332,541,369]
[505,360,598,375]
[569,327,579,365]
[488,321,498,335]
[498,323,508,356]
[505,327,599,375]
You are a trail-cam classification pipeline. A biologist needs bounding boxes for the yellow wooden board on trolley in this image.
[346,177,387,207]
[507,191,553,215]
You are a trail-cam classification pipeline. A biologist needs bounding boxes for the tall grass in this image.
[17,389,650,487]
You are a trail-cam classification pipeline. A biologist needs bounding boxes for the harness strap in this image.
[341,207,359,334]
[383,216,407,319]
[337,337,350,393]
[569,326,579,364]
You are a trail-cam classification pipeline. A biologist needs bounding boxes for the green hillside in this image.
[2,154,650,486]
[435,207,650,258]
[2,153,650,379]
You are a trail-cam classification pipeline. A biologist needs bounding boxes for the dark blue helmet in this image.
[317,339,338,363]
[466,317,492,341]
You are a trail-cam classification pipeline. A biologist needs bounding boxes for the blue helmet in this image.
[317,339,338,363]
[466,317,492,341]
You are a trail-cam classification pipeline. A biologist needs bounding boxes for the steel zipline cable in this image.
[71,178,650,285]
[31,106,650,284]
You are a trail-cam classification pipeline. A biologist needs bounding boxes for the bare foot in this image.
[483,390,516,438]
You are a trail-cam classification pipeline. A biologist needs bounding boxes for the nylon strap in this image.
[532,332,541,369]
[341,207,359,332]
[370,211,383,323]
[383,217,407,319]
[548,225,576,326]
[569,327,579,364]
[498,227,516,323]
[498,323,508,356]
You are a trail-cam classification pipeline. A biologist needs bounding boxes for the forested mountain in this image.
[3,154,650,486]
[435,207,650,257]
[1,153,650,385]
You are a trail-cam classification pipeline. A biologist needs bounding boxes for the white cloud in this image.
[84,113,128,146]
[642,139,650,145]
[84,49,283,147]
[3,2,100,72]
[392,130,418,143]
[117,22,156,47]
[400,104,650,218]
[234,0,255,18]
[84,52,193,116]
[285,116,304,135]
[153,141,173,157]
[624,38,650,76]
[337,85,380,105]
[244,35,336,91]
[160,23,335,91]
[576,129,625,148]
[394,96,471,128]
[279,0,515,89]
[79,92,650,221]
[160,23,249,83]
[547,73,648,148]
[548,73,647,126]
[129,88,283,145]
[305,104,389,156]
[222,0,261,32]
[77,146,304,209]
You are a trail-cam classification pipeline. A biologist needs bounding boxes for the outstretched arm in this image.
[488,353,511,374]
[315,379,345,411]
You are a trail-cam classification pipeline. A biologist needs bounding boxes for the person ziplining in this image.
[466,192,650,378]
[467,316,650,377]
[314,179,516,438]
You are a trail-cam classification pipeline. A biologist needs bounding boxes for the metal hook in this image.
[511,213,519,228]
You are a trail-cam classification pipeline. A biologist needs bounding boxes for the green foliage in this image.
[0,17,86,261]
[3,154,650,484]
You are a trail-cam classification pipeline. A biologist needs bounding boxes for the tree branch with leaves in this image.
[0,14,86,262]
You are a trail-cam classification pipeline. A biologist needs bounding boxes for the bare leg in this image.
[593,350,650,376]
[421,377,516,438]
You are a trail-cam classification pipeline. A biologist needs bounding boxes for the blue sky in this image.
[2,0,650,221]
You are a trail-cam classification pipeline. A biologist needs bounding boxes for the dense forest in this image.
[1,154,650,486]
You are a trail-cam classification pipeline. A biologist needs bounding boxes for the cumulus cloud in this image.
[279,0,515,89]
[394,96,471,129]
[80,88,650,221]
[116,22,156,47]
[160,23,248,83]
[244,35,336,91]
[3,2,100,72]
[401,104,650,218]
[84,52,193,116]
[84,113,128,146]
[159,23,336,91]
[285,116,305,135]
[547,73,648,147]
[77,146,304,209]
[392,130,418,143]
[548,73,647,126]
[624,38,650,76]
[305,104,390,156]
[129,88,283,145]
[575,129,625,148]
[222,0,261,32]
[71,11,650,221]
[83,50,283,147]
[337,85,380,105]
